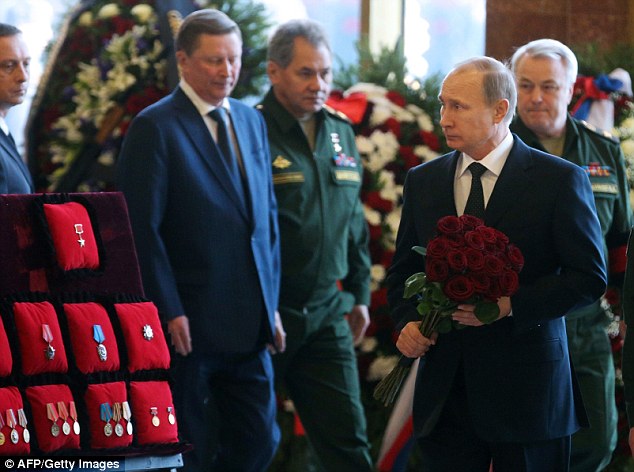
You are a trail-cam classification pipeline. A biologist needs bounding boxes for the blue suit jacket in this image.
[117,88,280,354]
[387,135,606,442]
[0,131,33,194]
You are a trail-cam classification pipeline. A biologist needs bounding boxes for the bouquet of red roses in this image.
[373,214,524,406]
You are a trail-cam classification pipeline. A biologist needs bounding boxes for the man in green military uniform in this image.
[511,39,633,471]
[257,19,373,472]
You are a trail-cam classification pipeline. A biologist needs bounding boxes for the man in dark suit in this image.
[387,56,606,471]
[117,9,284,472]
[0,23,33,193]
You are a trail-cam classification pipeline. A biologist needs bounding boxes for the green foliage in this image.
[572,42,634,79]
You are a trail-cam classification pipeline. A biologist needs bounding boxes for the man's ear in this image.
[267,60,280,84]
[494,99,510,124]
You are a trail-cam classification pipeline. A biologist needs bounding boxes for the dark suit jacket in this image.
[387,135,606,442]
[117,87,280,354]
[0,131,33,193]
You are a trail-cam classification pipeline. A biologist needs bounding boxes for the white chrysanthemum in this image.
[392,105,415,123]
[367,355,400,382]
[621,138,634,158]
[378,170,398,202]
[371,264,386,284]
[370,103,393,127]
[414,144,440,162]
[417,112,435,132]
[355,135,375,155]
[346,82,389,101]
[78,11,93,26]
[359,336,378,354]
[97,3,120,19]
[97,149,116,166]
[53,116,83,143]
[131,4,155,23]
[363,205,382,226]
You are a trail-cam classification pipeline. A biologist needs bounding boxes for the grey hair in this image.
[510,38,578,87]
[0,23,21,38]
[176,9,242,56]
[267,19,330,68]
[448,56,517,125]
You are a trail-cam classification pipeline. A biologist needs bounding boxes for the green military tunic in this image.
[258,89,373,472]
[512,114,633,472]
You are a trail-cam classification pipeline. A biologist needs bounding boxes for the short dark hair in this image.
[176,9,241,56]
[0,23,21,38]
[267,19,330,68]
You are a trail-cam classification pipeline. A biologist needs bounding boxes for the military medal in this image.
[17,408,30,444]
[122,401,133,435]
[100,403,113,437]
[112,403,124,437]
[46,403,60,437]
[0,411,5,446]
[42,324,55,360]
[167,406,175,425]
[74,223,86,247]
[6,409,18,444]
[57,401,70,436]
[143,324,154,341]
[69,401,80,435]
[150,407,160,427]
[93,324,107,362]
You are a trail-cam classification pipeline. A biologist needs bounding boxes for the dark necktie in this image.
[209,108,243,194]
[464,162,487,219]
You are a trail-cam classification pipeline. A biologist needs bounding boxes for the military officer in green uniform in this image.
[511,39,632,472]
[257,19,373,472]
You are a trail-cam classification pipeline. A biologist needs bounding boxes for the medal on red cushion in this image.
[42,324,56,360]
[17,408,30,443]
[143,324,154,341]
[100,403,113,437]
[57,402,71,436]
[150,407,160,427]
[74,223,85,247]
[167,406,175,425]
[122,401,133,435]
[6,409,19,444]
[46,403,60,437]
[69,401,80,435]
[93,324,107,362]
[0,410,6,446]
[112,403,124,437]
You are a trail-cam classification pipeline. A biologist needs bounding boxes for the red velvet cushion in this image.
[43,202,100,271]
[113,302,170,372]
[24,384,80,453]
[0,387,30,455]
[64,303,120,374]
[84,382,133,449]
[129,381,178,445]
[0,316,12,377]
[13,302,68,375]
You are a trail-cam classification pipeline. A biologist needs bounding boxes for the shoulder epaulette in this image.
[255,104,264,111]
[579,120,620,144]
[323,104,352,123]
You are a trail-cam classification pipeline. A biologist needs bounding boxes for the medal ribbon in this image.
[93,324,105,344]
[6,409,16,429]
[42,324,53,344]
[57,402,69,422]
[100,403,113,423]
[46,403,59,423]
[0,411,6,428]
[17,409,27,428]
[69,401,78,422]
[113,403,122,423]
[122,401,132,422]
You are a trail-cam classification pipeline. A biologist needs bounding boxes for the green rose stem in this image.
[373,308,442,406]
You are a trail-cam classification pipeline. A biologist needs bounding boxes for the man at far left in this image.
[0,23,33,193]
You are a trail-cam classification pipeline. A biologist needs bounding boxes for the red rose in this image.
[464,230,485,251]
[386,90,407,107]
[426,237,452,259]
[485,278,503,301]
[436,216,463,235]
[483,254,505,276]
[476,226,497,245]
[499,269,520,296]
[465,248,485,271]
[447,249,468,272]
[443,275,475,302]
[426,258,449,282]
[469,272,491,294]
[365,191,394,213]
[380,117,401,139]
[459,214,484,230]
[506,244,525,271]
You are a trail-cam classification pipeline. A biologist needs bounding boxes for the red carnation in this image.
[421,130,441,151]
[386,90,407,107]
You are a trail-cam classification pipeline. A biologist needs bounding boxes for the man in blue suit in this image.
[0,23,33,193]
[387,56,606,471]
[117,9,284,472]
